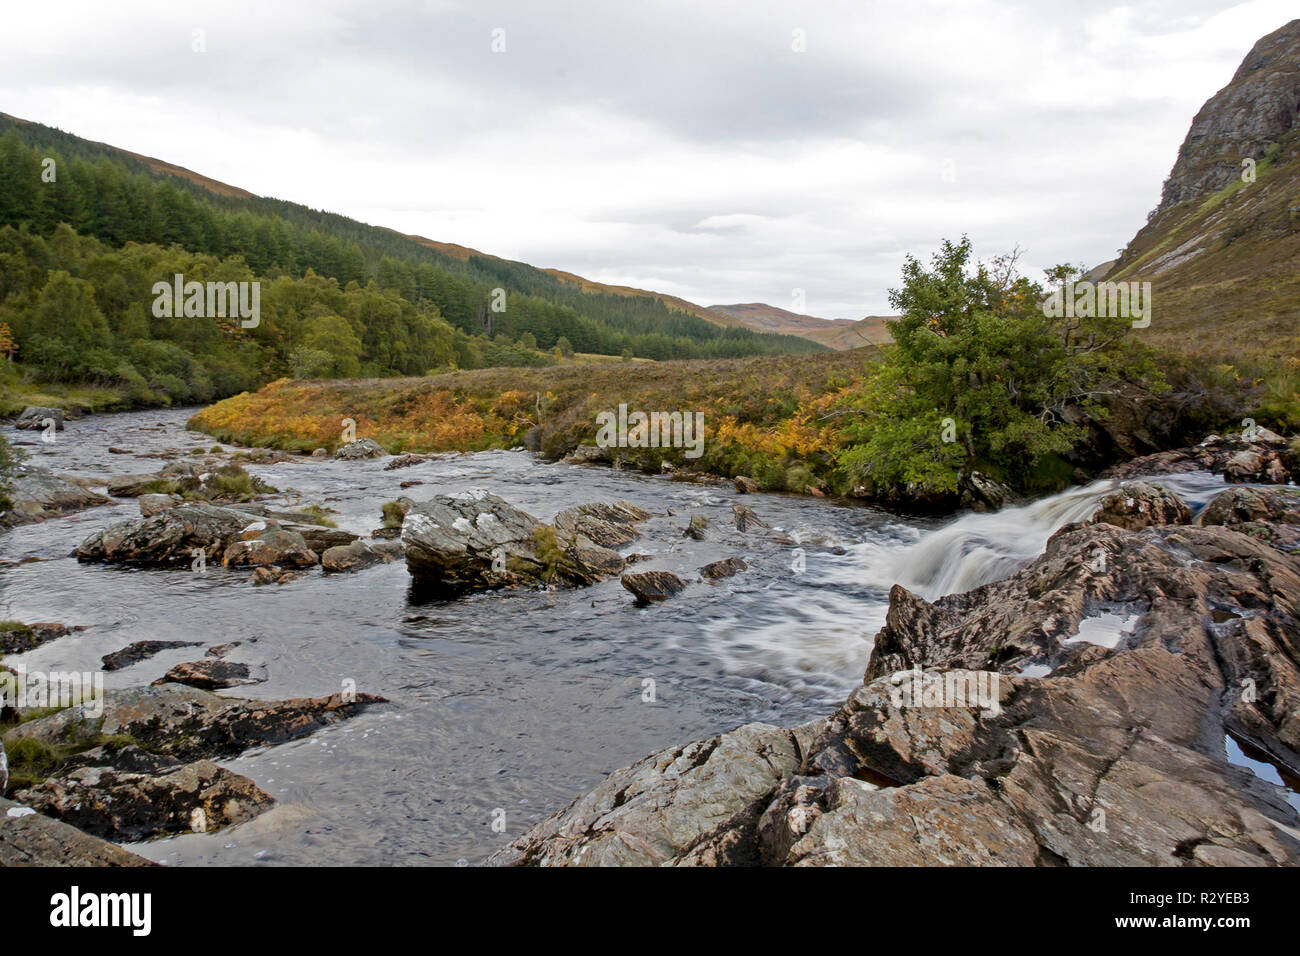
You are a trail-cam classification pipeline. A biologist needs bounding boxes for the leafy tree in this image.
[837,238,1164,500]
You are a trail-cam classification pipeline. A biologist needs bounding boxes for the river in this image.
[0,407,1237,865]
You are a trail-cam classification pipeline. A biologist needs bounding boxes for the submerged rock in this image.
[495,485,1300,866]
[102,640,203,671]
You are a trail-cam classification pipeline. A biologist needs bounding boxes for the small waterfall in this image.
[855,470,1235,600]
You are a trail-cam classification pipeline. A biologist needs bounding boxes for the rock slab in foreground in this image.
[495,486,1300,866]
[0,797,152,866]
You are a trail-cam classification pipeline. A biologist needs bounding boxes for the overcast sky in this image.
[1,0,1293,318]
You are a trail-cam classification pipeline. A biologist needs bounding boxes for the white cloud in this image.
[0,0,1293,317]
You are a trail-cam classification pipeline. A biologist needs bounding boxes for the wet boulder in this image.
[335,438,386,460]
[621,570,687,605]
[2,469,109,525]
[700,557,747,580]
[684,514,709,540]
[732,504,769,532]
[155,659,266,690]
[402,491,626,591]
[13,406,63,431]
[321,538,404,572]
[552,501,649,548]
[102,640,203,671]
[222,521,318,568]
[14,758,274,842]
[1088,481,1191,531]
[958,471,1016,513]
[734,475,760,494]
[75,503,261,567]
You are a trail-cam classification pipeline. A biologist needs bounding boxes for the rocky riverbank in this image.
[491,480,1300,866]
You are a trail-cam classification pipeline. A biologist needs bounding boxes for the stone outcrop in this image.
[0,797,152,866]
[1101,429,1293,484]
[2,469,109,525]
[494,485,1300,866]
[321,538,404,572]
[402,491,631,592]
[74,504,355,569]
[154,659,265,690]
[0,622,80,655]
[102,640,202,671]
[336,438,386,460]
[8,684,387,761]
[1086,480,1192,530]
[14,757,274,842]
[621,570,687,605]
[1154,19,1300,214]
[552,501,649,548]
[13,405,63,431]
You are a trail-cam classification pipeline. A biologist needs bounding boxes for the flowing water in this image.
[0,408,1245,865]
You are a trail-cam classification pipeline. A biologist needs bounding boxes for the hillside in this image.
[799,316,895,351]
[707,303,897,350]
[189,348,878,494]
[0,113,825,368]
[1105,17,1300,407]
[707,302,855,335]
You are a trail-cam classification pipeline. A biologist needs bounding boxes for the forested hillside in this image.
[0,116,824,410]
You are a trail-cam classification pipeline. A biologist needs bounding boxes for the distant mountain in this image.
[708,303,894,350]
[707,302,855,334]
[799,316,894,350]
[1105,19,1300,369]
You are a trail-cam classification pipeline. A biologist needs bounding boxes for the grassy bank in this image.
[190,349,878,493]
